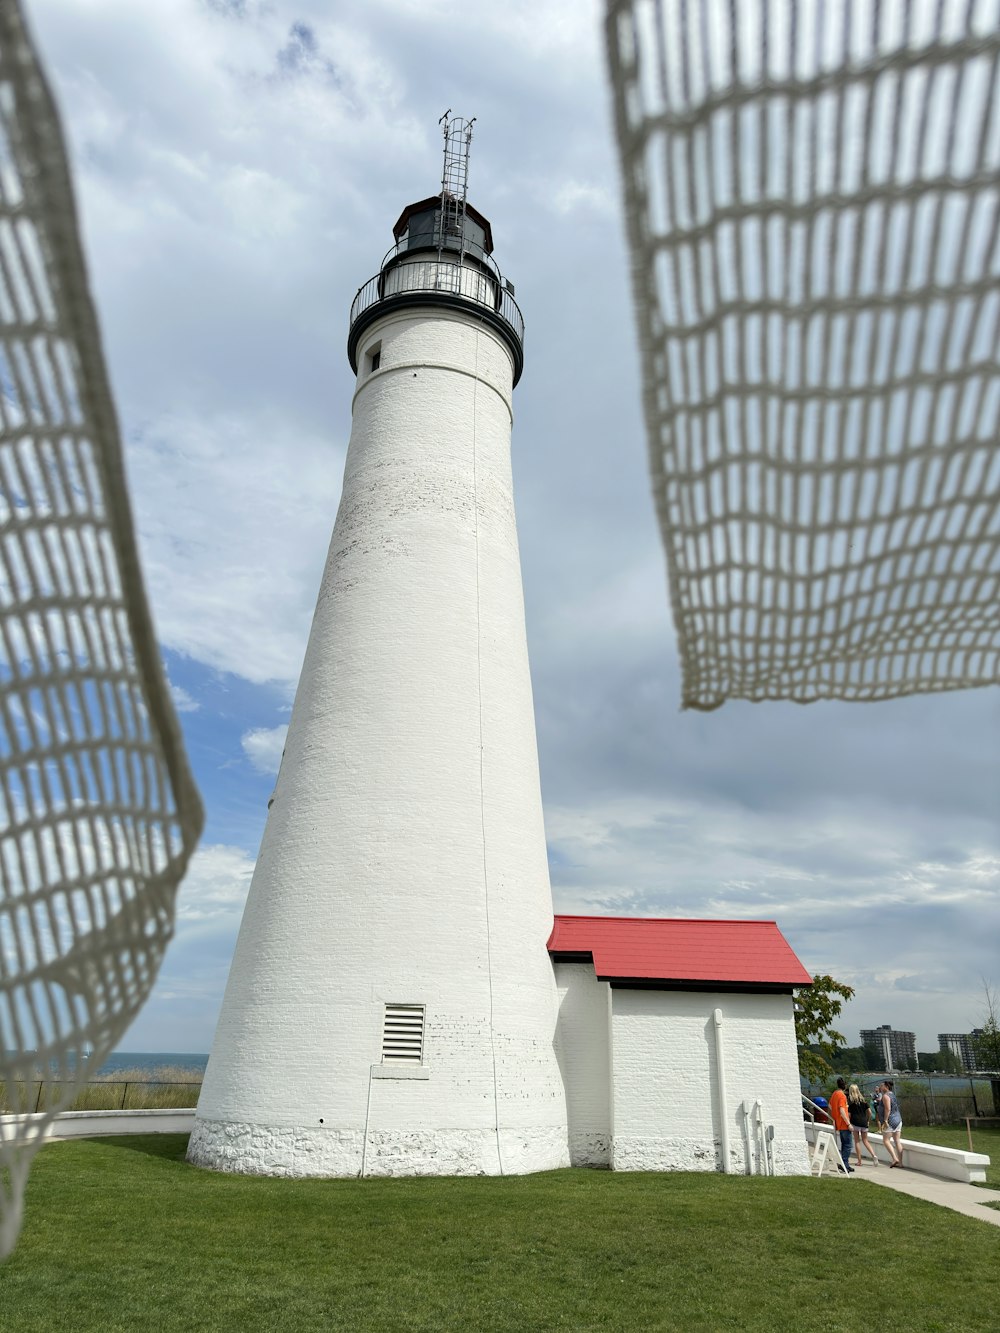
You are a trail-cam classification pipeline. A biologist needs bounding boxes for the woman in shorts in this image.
[848,1083,879,1166]
[880,1079,903,1167]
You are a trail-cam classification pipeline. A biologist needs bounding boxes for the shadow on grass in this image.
[72,1133,191,1164]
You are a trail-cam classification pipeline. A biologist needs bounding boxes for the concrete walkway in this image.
[844,1158,1000,1228]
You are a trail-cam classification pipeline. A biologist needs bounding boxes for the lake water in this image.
[92,1052,209,1077]
[804,1074,993,1097]
[4,1051,209,1077]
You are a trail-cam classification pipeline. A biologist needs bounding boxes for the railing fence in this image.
[803,1074,998,1127]
[1,1079,202,1115]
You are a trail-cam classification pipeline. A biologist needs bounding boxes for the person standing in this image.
[829,1076,854,1173]
[872,1082,884,1128]
[880,1080,904,1167]
[848,1083,879,1166]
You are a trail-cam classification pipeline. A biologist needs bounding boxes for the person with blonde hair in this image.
[848,1083,879,1166]
[880,1080,904,1167]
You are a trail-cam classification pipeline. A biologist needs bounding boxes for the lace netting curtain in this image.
[0,3,202,1257]
[606,0,1000,708]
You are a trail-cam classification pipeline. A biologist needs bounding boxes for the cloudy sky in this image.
[28,0,998,1056]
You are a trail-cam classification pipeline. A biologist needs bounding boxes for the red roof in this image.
[547,915,812,988]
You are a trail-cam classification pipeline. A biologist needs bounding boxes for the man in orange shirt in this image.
[829,1076,854,1173]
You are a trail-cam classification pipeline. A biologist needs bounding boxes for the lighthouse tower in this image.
[188,118,569,1177]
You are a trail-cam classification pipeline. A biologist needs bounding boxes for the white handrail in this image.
[802,1094,850,1175]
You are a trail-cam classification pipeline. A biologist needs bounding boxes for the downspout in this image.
[360,1068,374,1178]
[754,1098,765,1175]
[713,1008,732,1174]
[740,1099,754,1175]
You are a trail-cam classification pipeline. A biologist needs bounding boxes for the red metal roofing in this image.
[547,915,812,987]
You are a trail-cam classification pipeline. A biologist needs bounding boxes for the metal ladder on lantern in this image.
[437,111,475,261]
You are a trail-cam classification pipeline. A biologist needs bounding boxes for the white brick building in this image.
[550,916,812,1176]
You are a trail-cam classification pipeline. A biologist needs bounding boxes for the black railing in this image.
[348,242,524,356]
[803,1075,997,1127]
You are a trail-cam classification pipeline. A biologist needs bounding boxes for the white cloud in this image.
[169,682,200,713]
[241,724,289,775]
[546,795,1000,1045]
[119,842,260,1049]
[175,843,257,924]
[130,410,342,689]
[548,178,615,217]
[29,1,442,690]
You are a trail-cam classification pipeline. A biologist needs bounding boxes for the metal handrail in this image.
[802,1093,851,1176]
[348,243,525,348]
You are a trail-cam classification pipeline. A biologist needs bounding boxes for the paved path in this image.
[844,1158,1000,1227]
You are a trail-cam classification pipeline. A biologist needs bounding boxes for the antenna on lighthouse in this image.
[438,110,475,261]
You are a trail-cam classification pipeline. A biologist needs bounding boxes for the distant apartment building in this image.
[860,1024,917,1070]
[939,1030,984,1072]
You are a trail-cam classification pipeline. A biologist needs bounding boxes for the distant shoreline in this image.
[4,1051,210,1076]
[93,1052,209,1076]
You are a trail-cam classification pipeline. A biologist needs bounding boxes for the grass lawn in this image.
[2,1135,998,1332]
[904,1123,1000,1188]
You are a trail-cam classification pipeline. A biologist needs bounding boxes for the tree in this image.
[831,1045,871,1073]
[972,980,1000,1070]
[918,1049,961,1074]
[971,979,1000,1115]
[794,974,855,1085]
[861,1040,882,1071]
[941,1048,963,1074]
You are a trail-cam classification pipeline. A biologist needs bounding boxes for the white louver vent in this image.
[381,1003,425,1063]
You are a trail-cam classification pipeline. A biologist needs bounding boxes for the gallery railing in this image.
[349,242,524,352]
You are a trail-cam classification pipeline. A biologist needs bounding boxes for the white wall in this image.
[609,989,810,1175]
[191,305,569,1178]
[553,963,611,1165]
[1,1109,195,1141]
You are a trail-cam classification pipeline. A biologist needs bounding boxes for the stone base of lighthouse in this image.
[187,1121,569,1178]
[187,992,571,1179]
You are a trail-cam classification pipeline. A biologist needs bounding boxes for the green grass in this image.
[904,1123,1000,1188]
[1,1136,998,1332]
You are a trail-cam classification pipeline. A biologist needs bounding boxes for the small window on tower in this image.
[381,1003,425,1063]
[366,342,381,374]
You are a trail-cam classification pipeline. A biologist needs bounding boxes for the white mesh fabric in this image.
[606,0,1000,708]
[0,4,202,1256]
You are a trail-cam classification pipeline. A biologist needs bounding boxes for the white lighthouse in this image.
[188,117,570,1177]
